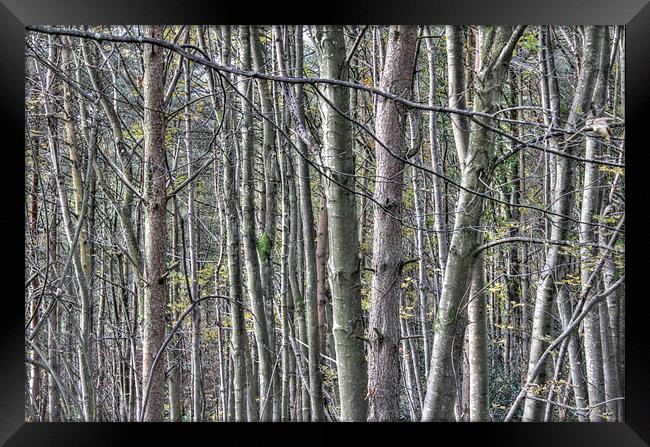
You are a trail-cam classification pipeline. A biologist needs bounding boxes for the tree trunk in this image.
[580,25,610,422]
[141,24,167,422]
[469,254,489,421]
[422,26,523,421]
[183,56,203,423]
[250,25,281,421]
[523,25,602,421]
[316,195,329,358]
[238,25,273,422]
[167,208,182,422]
[272,25,326,420]
[315,25,368,422]
[367,25,418,422]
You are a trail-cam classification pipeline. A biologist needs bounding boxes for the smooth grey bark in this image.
[543,321,570,421]
[166,330,182,422]
[294,26,326,422]
[245,333,258,422]
[444,25,470,167]
[315,25,368,422]
[406,319,424,411]
[272,25,325,421]
[580,25,610,422]
[60,36,92,281]
[25,22,625,425]
[28,137,41,421]
[445,27,476,421]
[422,26,524,422]
[538,26,558,211]
[316,195,329,358]
[504,266,625,421]
[238,25,273,422]
[458,332,470,421]
[288,176,311,422]
[275,26,292,422]
[468,254,489,421]
[317,189,340,412]
[523,25,602,421]
[279,144,292,421]
[598,252,622,421]
[203,25,248,422]
[202,26,229,423]
[420,27,453,373]
[250,25,281,421]
[167,208,182,422]
[182,56,203,423]
[47,213,60,421]
[400,310,420,420]
[141,24,167,422]
[411,157,432,379]
[367,25,418,422]
[599,201,623,421]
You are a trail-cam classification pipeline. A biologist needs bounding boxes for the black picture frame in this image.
[4,0,649,445]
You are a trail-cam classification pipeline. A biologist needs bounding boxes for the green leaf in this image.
[257,232,272,262]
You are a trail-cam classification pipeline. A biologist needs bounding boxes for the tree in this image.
[315,25,368,422]
[238,25,273,422]
[367,25,418,422]
[422,26,525,422]
[24,24,625,423]
[141,24,167,422]
[522,25,603,422]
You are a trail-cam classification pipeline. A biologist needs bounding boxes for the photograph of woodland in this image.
[24,25,625,422]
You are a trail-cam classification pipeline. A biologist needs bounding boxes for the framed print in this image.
[3,0,649,445]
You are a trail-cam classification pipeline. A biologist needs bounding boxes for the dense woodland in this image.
[24,25,625,422]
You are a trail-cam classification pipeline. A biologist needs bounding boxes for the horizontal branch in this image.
[27,24,617,139]
[470,236,624,258]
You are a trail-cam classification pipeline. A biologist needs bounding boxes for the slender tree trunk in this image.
[468,254,489,421]
[580,26,610,422]
[411,159,431,379]
[272,25,325,420]
[555,282,589,422]
[315,25,368,421]
[239,25,273,422]
[141,24,167,422]
[167,209,182,422]
[367,25,418,422]
[206,24,248,422]
[444,25,470,169]
[279,145,292,421]
[250,25,281,421]
[523,25,602,421]
[422,26,524,421]
[182,56,203,423]
[316,195,329,358]
[63,38,95,422]
[28,134,41,421]
[285,166,311,421]
[599,202,623,421]
[47,211,60,421]
[399,307,419,421]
